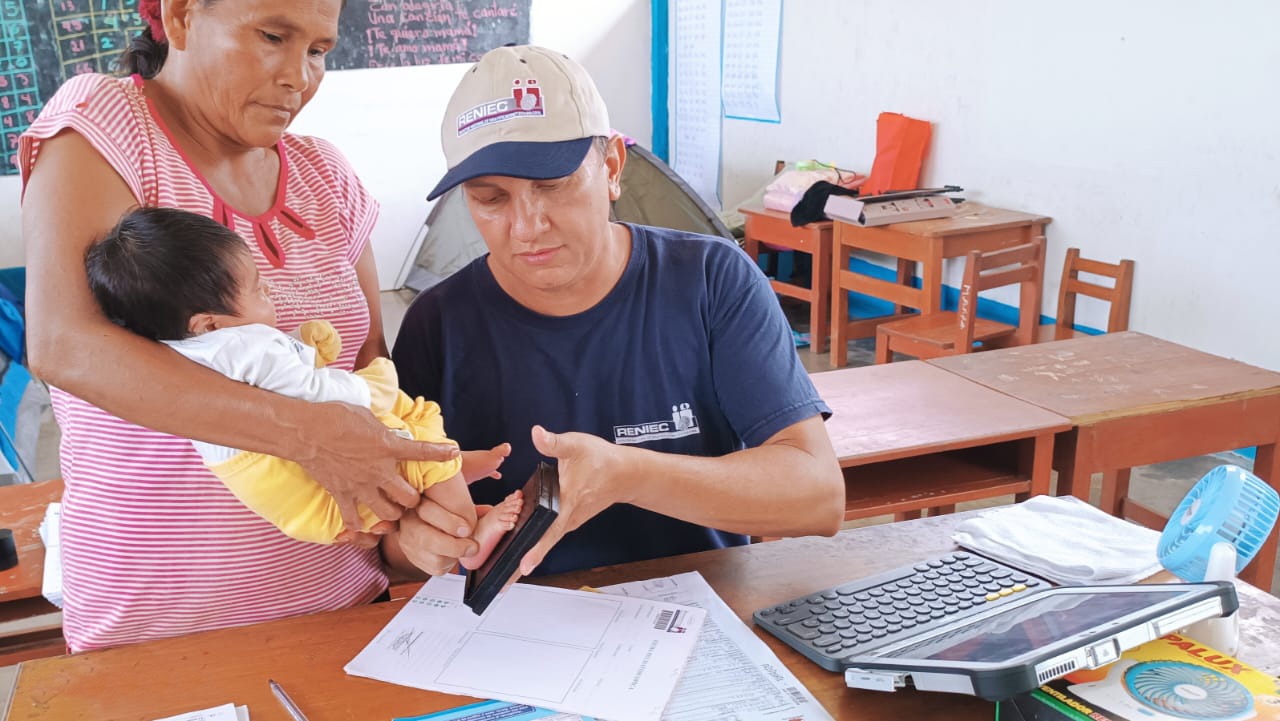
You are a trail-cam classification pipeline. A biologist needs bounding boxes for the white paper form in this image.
[345,575,706,721]
[152,704,248,721]
[602,572,833,721]
[671,0,723,210]
[722,0,783,123]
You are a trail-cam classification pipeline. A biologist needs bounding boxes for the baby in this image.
[85,206,518,568]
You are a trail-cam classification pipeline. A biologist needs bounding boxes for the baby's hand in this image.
[462,443,512,484]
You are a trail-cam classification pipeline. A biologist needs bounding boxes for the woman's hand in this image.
[388,499,481,576]
[518,425,634,576]
[294,401,460,531]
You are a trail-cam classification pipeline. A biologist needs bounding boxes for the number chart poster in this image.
[2,0,145,173]
[1,0,529,174]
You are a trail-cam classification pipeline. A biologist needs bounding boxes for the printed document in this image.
[722,0,783,122]
[672,0,723,209]
[345,575,705,721]
[152,704,248,721]
[602,572,833,721]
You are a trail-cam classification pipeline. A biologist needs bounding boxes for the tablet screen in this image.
[883,589,1188,663]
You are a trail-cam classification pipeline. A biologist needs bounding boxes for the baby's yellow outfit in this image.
[164,320,462,543]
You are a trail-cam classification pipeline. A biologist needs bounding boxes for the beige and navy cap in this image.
[428,45,611,200]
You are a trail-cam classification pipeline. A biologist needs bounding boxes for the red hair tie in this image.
[137,0,166,42]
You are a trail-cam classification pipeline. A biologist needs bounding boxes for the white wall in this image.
[717,0,1280,370]
[291,0,652,288]
[0,0,651,288]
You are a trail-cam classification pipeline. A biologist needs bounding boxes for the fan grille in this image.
[1158,465,1280,582]
[1123,661,1252,720]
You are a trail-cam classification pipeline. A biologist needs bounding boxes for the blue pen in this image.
[268,679,312,721]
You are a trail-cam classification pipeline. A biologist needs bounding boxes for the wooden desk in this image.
[9,510,1280,721]
[741,207,834,355]
[831,203,1051,367]
[812,361,1070,520]
[929,332,1280,590]
[0,479,63,664]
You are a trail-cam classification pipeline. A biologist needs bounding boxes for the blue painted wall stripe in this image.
[650,0,670,162]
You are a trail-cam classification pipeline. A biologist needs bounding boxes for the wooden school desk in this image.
[0,479,63,665]
[929,332,1280,590]
[831,203,1051,367]
[811,361,1070,520]
[740,206,834,356]
[9,509,1280,721]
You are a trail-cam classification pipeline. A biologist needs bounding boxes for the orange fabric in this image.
[862,112,932,196]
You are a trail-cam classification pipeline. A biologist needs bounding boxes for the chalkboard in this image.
[327,0,529,71]
[1,0,145,174]
[0,0,528,176]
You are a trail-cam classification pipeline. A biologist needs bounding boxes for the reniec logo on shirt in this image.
[613,403,701,445]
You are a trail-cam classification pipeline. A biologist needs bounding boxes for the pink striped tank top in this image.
[19,74,388,652]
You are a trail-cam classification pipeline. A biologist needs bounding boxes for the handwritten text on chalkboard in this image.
[328,0,530,71]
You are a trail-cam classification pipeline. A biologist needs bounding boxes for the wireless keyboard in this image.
[753,551,1051,672]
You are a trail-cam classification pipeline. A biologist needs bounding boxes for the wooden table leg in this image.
[831,241,852,368]
[922,254,944,314]
[1016,431,1055,501]
[1241,441,1280,591]
[1053,428,1093,501]
[894,258,915,315]
[811,232,831,355]
[1098,468,1131,517]
[743,229,760,264]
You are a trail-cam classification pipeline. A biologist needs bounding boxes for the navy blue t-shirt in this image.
[392,224,830,575]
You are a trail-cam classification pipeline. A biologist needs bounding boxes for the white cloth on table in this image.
[951,495,1163,585]
[38,501,63,608]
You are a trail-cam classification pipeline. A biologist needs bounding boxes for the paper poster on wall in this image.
[722,0,782,123]
[671,0,723,210]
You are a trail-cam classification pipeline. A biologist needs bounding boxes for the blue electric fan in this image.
[1157,464,1280,583]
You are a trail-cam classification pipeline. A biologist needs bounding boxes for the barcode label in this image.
[654,610,673,630]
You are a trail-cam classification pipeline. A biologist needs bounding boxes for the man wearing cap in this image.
[391,45,844,578]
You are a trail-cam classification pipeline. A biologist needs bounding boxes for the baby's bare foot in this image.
[460,490,524,570]
[488,490,523,530]
[463,443,512,483]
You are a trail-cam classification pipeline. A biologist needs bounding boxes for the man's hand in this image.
[519,425,633,575]
[295,402,460,532]
[392,498,481,576]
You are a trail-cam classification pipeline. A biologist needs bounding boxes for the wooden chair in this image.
[1036,247,1135,342]
[875,237,1045,363]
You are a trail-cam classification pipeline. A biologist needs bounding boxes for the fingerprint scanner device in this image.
[462,462,559,616]
[753,552,1238,702]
